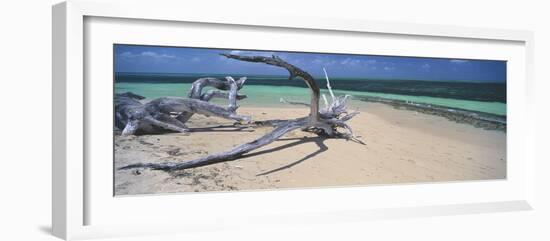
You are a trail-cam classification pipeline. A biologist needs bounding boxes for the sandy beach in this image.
[114,101,506,195]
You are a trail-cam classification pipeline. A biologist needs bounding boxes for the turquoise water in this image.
[115,82,506,116]
[116,72,507,103]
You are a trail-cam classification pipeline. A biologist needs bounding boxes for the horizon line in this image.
[114,71,506,84]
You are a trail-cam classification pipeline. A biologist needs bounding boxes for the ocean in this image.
[114,72,507,116]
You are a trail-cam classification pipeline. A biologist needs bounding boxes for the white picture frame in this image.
[52,0,535,240]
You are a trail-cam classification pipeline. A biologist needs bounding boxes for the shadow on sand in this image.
[245,136,362,176]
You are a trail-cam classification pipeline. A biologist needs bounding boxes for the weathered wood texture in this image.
[115,76,249,135]
[119,55,360,171]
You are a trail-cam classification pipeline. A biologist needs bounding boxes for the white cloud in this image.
[450,59,469,64]
[141,51,176,59]
[376,61,396,71]
[421,63,431,70]
[340,58,362,66]
[228,50,276,56]
[118,51,176,61]
[191,57,201,62]
[118,51,138,58]
[312,57,337,66]
[339,58,377,67]
[140,51,156,57]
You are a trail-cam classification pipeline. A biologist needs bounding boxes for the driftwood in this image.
[115,76,250,135]
[175,77,247,123]
[119,54,360,171]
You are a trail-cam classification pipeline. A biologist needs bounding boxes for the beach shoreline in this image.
[357,96,506,131]
[114,102,506,195]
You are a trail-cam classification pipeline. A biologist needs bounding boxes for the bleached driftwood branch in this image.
[119,54,360,171]
[176,76,247,123]
[115,76,250,135]
[221,54,322,123]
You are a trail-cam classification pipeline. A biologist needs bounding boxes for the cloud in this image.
[119,51,136,58]
[191,57,201,62]
[377,61,396,71]
[141,51,176,59]
[450,59,469,64]
[339,58,377,67]
[140,51,157,57]
[421,63,431,70]
[340,58,362,66]
[228,50,276,56]
[312,57,337,66]
[118,51,176,61]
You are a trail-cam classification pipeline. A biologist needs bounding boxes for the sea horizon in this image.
[115,71,507,84]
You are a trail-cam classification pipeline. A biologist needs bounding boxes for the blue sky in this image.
[114,44,506,82]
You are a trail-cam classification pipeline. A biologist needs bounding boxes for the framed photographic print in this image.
[52,0,535,240]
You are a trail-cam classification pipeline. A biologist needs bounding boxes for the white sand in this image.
[114,102,506,195]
